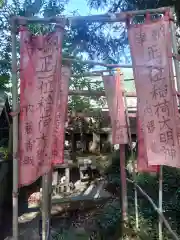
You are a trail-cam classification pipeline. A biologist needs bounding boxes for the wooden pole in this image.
[117,67,138,230]
[11,18,19,240]
[127,178,179,240]
[170,9,180,91]
[68,90,136,97]
[47,169,52,238]
[115,69,128,235]
[123,88,139,229]
[72,70,134,78]
[169,7,180,240]
[13,7,170,24]
[41,171,52,240]
[64,57,166,70]
[120,145,128,223]
[158,166,163,240]
[63,58,132,68]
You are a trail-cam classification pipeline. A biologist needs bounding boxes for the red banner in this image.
[52,65,70,164]
[19,26,65,186]
[103,73,128,144]
[102,75,115,123]
[128,16,180,168]
[137,117,159,172]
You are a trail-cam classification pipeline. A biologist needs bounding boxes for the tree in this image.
[87,0,180,58]
[0,0,130,114]
[87,0,180,21]
[0,0,127,96]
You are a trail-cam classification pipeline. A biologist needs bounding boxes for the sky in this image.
[65,0,132,72]
[65,1,135,109]
[65,0,105,16]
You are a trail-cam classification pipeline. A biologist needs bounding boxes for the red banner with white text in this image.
[137,116,159,172]
[19,26,65,186]
[128,16,180,168]
[52,65,70,165]
[103,73,128,144]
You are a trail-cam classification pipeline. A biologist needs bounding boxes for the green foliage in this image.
[96,199,122,239]
[0,0,126,96]
[0,147,8,160]
[87,0,180,61]
[103,149,180,239]
[68,96,91,111]
[0,0,128,111]
[87,0,180,20]
[53,229,90,240]
[51,149,180,239]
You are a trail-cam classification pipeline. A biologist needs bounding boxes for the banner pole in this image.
[42,174,47,240]
[169,9,180,238]
[158,166,163,240]
[13,7,169,24]
[170,8,180,91]
[116,70,128,233]
[124,92,139,229]
[47,169,52,238]
[126,113,139,229]
[42,171,52,240]
[11,19,19,240]
[121,69,139,229]
[120,144,128,224]
[157,8,180,240]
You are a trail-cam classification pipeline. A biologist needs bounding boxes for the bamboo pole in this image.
[158,166,163,240]
[123,87,139,229]
[63,57,132,68]
[41,174,47,240]
[71,111,136,118]
[113,70,128,234]
[127,178,179,240]
[68,90,137,97]
[64,57,174,69]
[169,8,180,239]
[12,7,170,25]
[11,19,19,240]
[41,171,52,240]
[170,9,180,91]
[72,70,134,78]
[156,8,179,240]
[47,169,52,238]
[120,144,128,223]
[121,64,138,229]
